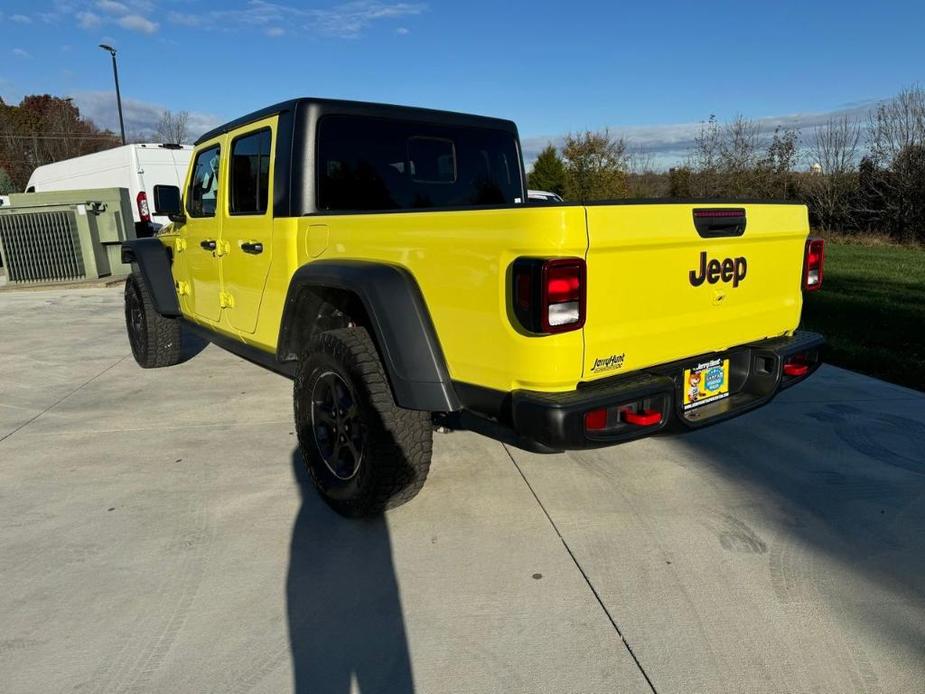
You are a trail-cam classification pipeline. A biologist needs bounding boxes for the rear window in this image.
[317,115,523,212]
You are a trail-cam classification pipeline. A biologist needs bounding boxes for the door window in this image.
[230,129,272,215]
[187,145,221,217]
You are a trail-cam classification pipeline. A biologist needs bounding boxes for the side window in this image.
[187,145,221,218]
[230,129,272,215]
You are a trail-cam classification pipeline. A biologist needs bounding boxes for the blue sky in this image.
[1,0,924,165]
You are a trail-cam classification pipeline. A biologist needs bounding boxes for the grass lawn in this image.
[801,240,925,392]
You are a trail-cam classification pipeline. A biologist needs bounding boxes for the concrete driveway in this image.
[1,286,923,693]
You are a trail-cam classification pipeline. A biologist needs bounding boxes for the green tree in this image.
[527,144,567,196]
[668,166,693,197]
[561,129,628,201]
[887,144,925,243]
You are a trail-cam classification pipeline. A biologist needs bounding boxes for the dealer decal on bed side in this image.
[591,353,625,373]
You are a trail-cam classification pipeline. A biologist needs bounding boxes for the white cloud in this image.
[71,90,223,142]
[166,11,202,27]
[77,11,102,28]
[12,48,33,59]
[97,0,129,14]
[521,101,884,170]
[117,14,158,33]
[395,26,409,35]
[11,14,32,23]
[310,1,426,38]
[265,26,285,37]
[167,0,427,38]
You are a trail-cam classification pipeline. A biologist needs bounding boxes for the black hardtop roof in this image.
[194,97,518,146]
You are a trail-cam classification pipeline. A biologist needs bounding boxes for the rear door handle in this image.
[240,241,263,255]
[200,239,217,251]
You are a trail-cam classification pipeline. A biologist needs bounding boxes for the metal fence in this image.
[0,210,85,283]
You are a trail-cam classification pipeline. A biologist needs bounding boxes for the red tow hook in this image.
[622,408,662,426]
[783,355,810,377]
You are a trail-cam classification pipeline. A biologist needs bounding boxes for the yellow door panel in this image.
[219,117,277,334]
[179,140,224,323]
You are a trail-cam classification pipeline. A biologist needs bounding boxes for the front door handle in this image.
[200,239,217,251]
[240,241,264,255]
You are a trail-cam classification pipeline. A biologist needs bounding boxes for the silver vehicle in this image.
[527,189,563,202]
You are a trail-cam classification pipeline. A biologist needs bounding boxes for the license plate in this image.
[683,358,730,411]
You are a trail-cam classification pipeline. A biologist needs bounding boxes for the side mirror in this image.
[153,184,185,222]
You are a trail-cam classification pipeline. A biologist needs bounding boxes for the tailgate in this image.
[583,202,808,381]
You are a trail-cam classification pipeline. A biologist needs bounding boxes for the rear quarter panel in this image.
[251,206,589,393]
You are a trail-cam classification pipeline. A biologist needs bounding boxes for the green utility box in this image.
[0,188,136,284]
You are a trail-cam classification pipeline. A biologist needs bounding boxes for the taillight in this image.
[803,238,824,291]
[137,191,151,222]
[512,257,586,334]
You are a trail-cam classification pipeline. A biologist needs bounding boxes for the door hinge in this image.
[175,280,190,296]
[219,291,235,309]
[175,238,187,253]
[215,240,231,257]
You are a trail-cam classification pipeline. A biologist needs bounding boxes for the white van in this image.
[26,144,193,236]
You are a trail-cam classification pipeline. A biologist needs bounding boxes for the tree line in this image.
[0,94,192,194]
[2,88,922,243]
[529,85,925,244]
[0,95,120,193]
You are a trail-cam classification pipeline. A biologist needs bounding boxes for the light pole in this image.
[98,44,126,145]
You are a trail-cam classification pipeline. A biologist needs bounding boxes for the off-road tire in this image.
[124,272,182,368]
[294,327,433,517]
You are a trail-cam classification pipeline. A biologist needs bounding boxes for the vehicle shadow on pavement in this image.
[179,325,209,363]
[287,450,415,694]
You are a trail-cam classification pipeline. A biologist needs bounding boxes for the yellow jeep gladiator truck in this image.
[122,98,825,517]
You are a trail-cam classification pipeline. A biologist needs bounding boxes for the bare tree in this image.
[686,116,720,196]
[868,84,925,165]
[155,110,190,144]
[810,115,861,176]
[626,149,668,197]
[805,116,862,231]
[719,115,761,174]
[688,114,762,196]
[753,126,799,199]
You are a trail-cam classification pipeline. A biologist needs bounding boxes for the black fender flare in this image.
[278,260,461,412]
[121,238,180,317]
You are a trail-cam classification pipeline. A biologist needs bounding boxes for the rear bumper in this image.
[511,330,825,450]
